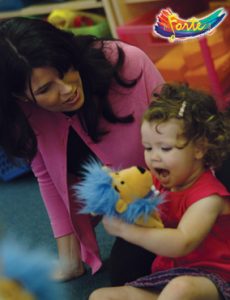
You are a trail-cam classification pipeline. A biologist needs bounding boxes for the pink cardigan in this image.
[20,42,164,273]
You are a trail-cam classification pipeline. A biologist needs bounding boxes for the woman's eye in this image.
[34,83,52,96]
[38,87,49,94]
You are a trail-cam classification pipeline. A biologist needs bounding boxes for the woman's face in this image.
[25,67,85,112]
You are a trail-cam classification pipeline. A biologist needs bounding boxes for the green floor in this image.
[0,172,114,299]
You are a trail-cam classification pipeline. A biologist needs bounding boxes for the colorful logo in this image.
[153,8,227,42]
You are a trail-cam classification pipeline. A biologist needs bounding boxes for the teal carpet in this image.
[0,173,114,299]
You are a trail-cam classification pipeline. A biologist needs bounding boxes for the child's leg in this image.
[89,286,159,300]
[158,275,222,300]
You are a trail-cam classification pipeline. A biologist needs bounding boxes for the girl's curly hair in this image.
[143,83,230,169]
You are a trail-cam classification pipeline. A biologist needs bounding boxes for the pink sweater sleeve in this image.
[140,47,164,102]
[31,151,73,237]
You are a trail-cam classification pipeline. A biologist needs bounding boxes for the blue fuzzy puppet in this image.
[74,160,164,228]
[0,236,64,300]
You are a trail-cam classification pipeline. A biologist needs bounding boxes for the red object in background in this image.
[73,16,94,28]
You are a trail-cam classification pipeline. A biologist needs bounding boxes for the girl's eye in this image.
[161,146,172,152]
[144,147,152,152]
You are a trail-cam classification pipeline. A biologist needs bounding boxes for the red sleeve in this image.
[186,170,230,207]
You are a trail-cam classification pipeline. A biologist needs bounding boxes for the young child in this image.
[89,83,230,300]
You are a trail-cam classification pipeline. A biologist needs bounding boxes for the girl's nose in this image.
[150,151,161,162]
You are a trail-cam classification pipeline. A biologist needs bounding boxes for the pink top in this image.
[152,170,230,281]
[20,41,164,273]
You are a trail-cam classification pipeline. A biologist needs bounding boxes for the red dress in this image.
[152,169,230,281]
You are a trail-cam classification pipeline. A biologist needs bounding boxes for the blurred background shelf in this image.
[0,1,103,18]
[0,0,118,36]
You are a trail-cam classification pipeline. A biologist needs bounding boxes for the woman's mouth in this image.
[65,88,80,105]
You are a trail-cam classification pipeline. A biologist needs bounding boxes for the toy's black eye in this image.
[137,166,145,174]
[114,185,120,193]
[120,181,125,184]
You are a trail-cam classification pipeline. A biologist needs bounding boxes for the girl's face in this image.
[25,67,84,112]
[141,119,205,191]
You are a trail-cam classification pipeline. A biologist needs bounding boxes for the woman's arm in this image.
[31,151,73,237]
[103,194,224,257]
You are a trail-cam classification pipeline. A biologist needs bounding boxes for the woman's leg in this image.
[158,275,222,300]
[89,286,159,300]
[109,237,155,286]
[53,233,85,281]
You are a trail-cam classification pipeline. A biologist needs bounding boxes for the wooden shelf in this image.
[0,0,103,18]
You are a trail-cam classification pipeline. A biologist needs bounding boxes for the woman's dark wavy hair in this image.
[0,17,139,160]
[143,83,230,169]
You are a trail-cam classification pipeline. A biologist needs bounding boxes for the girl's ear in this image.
[195,148,205,160]
[195,139,207,160]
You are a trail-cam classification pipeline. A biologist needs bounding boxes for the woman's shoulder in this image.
[95,39,163,90]
[102,40,157,73]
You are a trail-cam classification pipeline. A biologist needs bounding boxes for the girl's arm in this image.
[103,194,225,257]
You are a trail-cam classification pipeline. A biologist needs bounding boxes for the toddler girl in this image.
[89,83,230,300]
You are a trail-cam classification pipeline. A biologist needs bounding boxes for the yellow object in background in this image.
[47,9,111,38]
[47,9,77,29]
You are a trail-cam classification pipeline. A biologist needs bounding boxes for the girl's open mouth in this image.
[154,168,170,182]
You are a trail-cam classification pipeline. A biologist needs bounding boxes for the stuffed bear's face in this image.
[110,166,153,205]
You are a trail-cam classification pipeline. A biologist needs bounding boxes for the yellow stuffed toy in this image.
[75,160,164,228]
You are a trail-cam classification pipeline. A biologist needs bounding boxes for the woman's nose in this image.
[56,79,73,95]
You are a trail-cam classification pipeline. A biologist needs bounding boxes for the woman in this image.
[0,17,163,283]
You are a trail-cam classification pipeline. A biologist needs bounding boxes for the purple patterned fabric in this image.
[126,267,230,300]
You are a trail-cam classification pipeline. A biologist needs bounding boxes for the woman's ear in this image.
[12,93,29,102]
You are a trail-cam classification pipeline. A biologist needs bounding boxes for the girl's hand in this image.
[102,216,128,237]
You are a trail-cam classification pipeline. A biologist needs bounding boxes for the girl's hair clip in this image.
[178,101,186,118]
